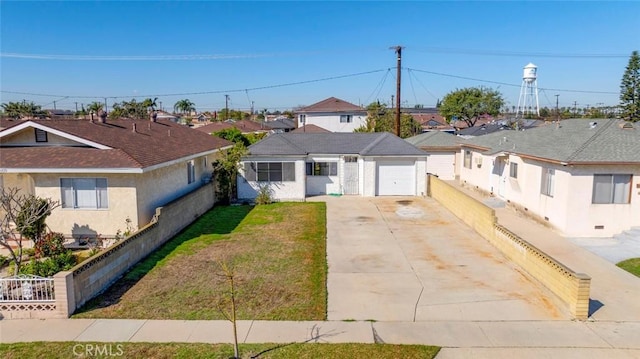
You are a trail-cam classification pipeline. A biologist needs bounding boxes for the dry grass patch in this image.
[73,202,327,320]
[0,342,440,359]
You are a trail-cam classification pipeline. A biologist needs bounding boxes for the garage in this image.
[376,161,416,195]
[426,153,455,180]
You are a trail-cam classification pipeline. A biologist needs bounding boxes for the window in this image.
[244,162,295,182]
[509,162,518,178]
[340,115,352,123]
[299,114,306,124]
[61,178,108,209]
[541,168,555,197]
[34,128,48,142]
[592,174,631,204]
[306,162,337,176]
[464,150,472,169]
[187,161,196,184]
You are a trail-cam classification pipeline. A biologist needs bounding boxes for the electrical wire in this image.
[363,69,391,106]
[410,46,629,59]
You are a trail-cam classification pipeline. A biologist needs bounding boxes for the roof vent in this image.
[132,123,137,133]
[98,110,107,124]
[589,121,597,129]
[621,122,634,129]
[150,111,157,122]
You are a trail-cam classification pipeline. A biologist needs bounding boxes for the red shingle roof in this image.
[291,124,331,133]
[196,120,267,134]
[0,118,232,169]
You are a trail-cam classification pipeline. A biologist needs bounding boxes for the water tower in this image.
[515,63,540,119]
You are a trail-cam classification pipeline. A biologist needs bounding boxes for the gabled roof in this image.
[291,124,331,133]
[463,118,640,164]
[297,97,365,113]
[0,118,232,171]
[405,131,462,151]
[264,117,296,130]
[247,132,427,157]
[457,123,512,137]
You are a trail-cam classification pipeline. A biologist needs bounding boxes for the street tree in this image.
[86,101,104,115]
[620,50,640,122]
[109,98,157,119]
[1,101,46,119]
[0,188,60,274]
[174,99,196,115]
[438,87,504,127]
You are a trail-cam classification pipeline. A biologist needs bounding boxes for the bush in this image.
[0,254,8,267]
[19,250,77,277]
[255,184,274,205]
[23,248,36,258]
[35,232,66,258]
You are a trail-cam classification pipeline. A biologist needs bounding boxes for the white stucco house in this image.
[0,117,232,239]
[459,118,640,238]
[237,132,428,201]
[295,97,367,132]
[406,131,462,180]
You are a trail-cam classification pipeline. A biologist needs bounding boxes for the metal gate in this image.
[342,157,359,195]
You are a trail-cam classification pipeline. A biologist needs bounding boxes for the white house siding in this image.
[237,157,306,201]
[32,173,138,238]
[426,152,456,180]
[306,156,341,195]
[303,113,367,133]
[1,128,81,147]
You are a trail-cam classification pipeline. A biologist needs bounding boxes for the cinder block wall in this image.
[57,183,216,316]
[428,175,591,320]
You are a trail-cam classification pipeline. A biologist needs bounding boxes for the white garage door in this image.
[426,153,455,180]
[377,161,416,195]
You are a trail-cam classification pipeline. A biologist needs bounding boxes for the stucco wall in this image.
[32,173,138,238]
[426,152,456,180]
[237,157,306,201]
[1,128,81,146]
[304,113,367,133]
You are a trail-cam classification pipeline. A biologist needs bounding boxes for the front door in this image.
[343,157,359,195]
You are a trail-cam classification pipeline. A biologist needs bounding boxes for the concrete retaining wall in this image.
[428,175,591,320]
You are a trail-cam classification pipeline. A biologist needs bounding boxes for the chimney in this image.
[150,111,157,122]
[98,110,107,124]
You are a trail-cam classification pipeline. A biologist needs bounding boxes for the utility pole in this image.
[251,101,254,117]
[390,46,403,137]
[573,101,578,118]
[104,98,108,114]
[75,102,78,113]
[225,95,230,121]
[159,101,163,112]
[53,101,57,110]
[555,94,559,122]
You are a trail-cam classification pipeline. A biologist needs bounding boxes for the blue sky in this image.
[1,1,639,113]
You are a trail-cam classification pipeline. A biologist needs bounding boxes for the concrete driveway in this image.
[314,196,570,322]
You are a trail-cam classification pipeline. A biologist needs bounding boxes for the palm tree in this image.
[173,99,196,115]
[87,101,104,115]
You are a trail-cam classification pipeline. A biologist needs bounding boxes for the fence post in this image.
[53,271,75,318]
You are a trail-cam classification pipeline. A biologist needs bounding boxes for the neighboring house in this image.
[459,118,640,237]
[237,132,428,201]
[196,119,268,135]
[264,117,296,133]
[0,117,232,239]
[405,131,462,180]
[457,122,512,138]
[295,97,367,132]
[291,124,331,133]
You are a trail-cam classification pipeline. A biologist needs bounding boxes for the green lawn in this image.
[0,342,440,359]
[617,258,640,278]
[73,203,327,320]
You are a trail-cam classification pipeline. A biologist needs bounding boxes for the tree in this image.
[1,101,46,119]
[173,99,196,115]
[0,188,60,274]
[212,143,247,204]
[355,101,421,138]
[438,87,504,127]
[86,101,104,115]
[109,98,156,119]
[213,127,251,147]
[620,50,640,122]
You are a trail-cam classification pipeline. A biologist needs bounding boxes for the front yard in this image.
[73,202,327,320]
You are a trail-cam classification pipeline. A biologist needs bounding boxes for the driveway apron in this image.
[318,196,569,322]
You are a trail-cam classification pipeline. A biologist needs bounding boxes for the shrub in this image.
[23,248,36,258]
[19,250,77,277]
[0,254,8,267]
[35,232,66,258]
[255,184,274,205]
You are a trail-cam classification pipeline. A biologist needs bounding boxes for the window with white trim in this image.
[340,115,352,123]
[463,150,472,169]
[60,178,108,209]
[244,162,295,182]
[306,162,337,176]
[299,114,306,124]
[541,168,555,197]
[187,160,196,184]
[592,174,631,204]
[509,162,518,178]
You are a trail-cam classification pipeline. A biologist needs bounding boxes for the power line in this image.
[363,68,391,105]
[0,69,387,100]
[407,67,618,95]
[410,46,629,58]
